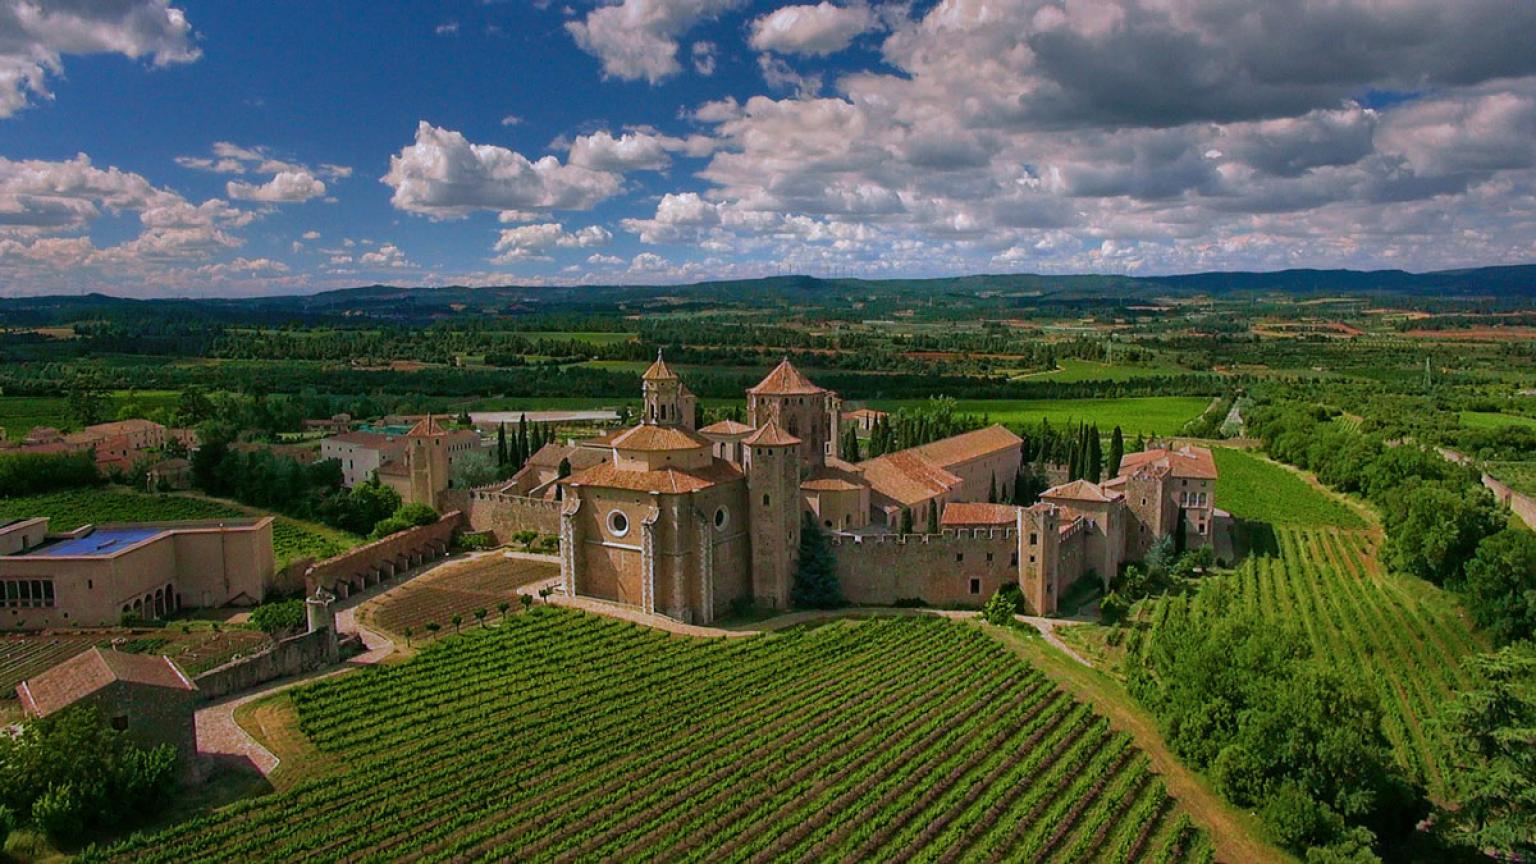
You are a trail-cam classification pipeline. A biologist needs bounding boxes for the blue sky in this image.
[1,0,1535,297]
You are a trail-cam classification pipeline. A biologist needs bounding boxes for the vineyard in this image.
[1211,447,1366,530]
[365,554,558,638]
[1126,526,1483,803]
[0,627,271,697]
[0,488,359,568]
[94,611,1213,863]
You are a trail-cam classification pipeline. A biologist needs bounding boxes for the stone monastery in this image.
[491,355,1220,624]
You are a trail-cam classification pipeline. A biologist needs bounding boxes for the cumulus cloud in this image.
[359,243,410,268]
[566,0,744,83]
[0,0,199,118]
[227,170,327,203]
[492,222,612,262]
[382,122,623,218]
[749,2,875,56]
[568,131,673,172]
[691,41,716,76]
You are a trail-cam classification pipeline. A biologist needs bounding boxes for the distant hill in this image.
[1,264,1532,324]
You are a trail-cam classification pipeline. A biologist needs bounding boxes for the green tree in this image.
[451,613,462,633]
[474,607,488,628]
[1439,644,1536,859]
[67,381,107,428]
[982,585,1023,626]
[899,508,914,535]
[520,593,533,612]
[1109,426,1125,477]
[250,599,306,635]
[496,422,508,466]
[926,503,939,534]
[791,514,843,609]
[1461,528,1536,646]
[1087,424,1103,483]
[451,451,498,489]
[1381,479,1500,585]
[497,600,510,623]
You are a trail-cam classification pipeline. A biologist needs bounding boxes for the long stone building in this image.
[544,357,1217,622]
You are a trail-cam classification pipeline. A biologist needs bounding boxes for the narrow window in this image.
[111,714,129,732]
[968,578,980,595]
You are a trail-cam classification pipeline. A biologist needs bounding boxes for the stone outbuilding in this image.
[17,647,199,761]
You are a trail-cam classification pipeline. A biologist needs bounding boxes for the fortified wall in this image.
[192,627,340,701]
[1482,474,1536,533]
[829,529,1022,608]
[304,512,461,597]
[444,489,565,541]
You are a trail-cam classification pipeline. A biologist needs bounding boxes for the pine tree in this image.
[791,514,843,609]
[1109,426,1124,478]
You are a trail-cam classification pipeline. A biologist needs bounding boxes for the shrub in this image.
[30,784,82,844]
[0,451,100,499]
[394,503,439,527]
[250,599,306,636]
[369,516,413,540]
[1099,591,1129,625]
[982,587,1023,626]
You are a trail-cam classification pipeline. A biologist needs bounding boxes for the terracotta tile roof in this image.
[747,359,825,396]
[941,502,1022,526]
[1117,446,1218,480]
[843,408,887,420]
[911,425,1023,468]
[406,415,449,438]
[1041,479,1119,503]
[801,462,868,492]
[641,351,679,381]
[81,419,164,438]
[563,459,744,494]
[377,457,409,477]
[18,648,195,718]
[698,419,755,437]
[859,450,963,506]
[580,428,627,448]
[743,419,801,447]
[610,424,712,452]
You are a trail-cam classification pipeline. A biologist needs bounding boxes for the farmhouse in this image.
[16,646,199,761]
[0,516,276,630]
[544,357,1216,622]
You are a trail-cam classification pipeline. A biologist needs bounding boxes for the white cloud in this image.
[435,21,459,35]
[748,2,875,56]
[691,41,716,75]
[0,0,199,118]
[587,253,625,266]
[629,251,670,271]
[500,114,524,127]
[621,192,721,243]
[302,230,321,240]
[492,222,613,263]
[568,131,673,171]
[177,142,351,181]
[226,170,327,203]
[359,243,410,268]
[566,0,744,83]
[382,121,623,218]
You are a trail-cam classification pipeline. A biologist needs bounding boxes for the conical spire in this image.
[642,349,679,381]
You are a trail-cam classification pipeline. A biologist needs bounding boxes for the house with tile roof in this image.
[17,647,198,764]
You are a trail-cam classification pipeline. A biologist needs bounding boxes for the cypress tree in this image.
[496,422,508,466]
[988,472,997,503]
[791,514,843,609]
[516,414,529,467]
[1068,441,1080,482]
[1087,425,1103,484]
[1109,426,1124,478]
[899,507,914,535]
[927,502,939,534]
[1174,507,1188,555]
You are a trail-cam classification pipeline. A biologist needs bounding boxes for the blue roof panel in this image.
[25,528,164,557]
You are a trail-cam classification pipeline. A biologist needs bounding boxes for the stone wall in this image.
[458,489,564,541]
[305,512,461,596]
[830,529,1021,608]
[192,627,337,701]
[1483,474,1536,533]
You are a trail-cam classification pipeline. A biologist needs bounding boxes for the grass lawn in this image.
[1211,447,1367,530]
[0,390,181,439]
[871,396,1211,436]
[0,487,360,570]
[1460,410,1536,430]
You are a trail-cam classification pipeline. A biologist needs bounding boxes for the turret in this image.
[641,350,697,429]
[744,419,802,609]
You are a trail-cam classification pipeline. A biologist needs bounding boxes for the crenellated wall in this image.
[450,489,565,541]
[829,529,1021,608]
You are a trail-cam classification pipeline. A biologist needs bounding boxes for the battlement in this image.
[828,527,1017,547]
[467,489,565,512]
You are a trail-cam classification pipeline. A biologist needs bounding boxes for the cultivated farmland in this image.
[365,554,558,638]
[1127,527,1482,803]
[95,611,1213,863]
[1211,447,1367,530]
[872,396,1212,437]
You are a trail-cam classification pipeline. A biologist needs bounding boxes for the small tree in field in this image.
[538,586,552,603]
[512,529,538,551]
[451,614,462,633]
[404,626,414,647]
[425,622,440,639]
[520,594,533,612]
[497,600,510,623]
[474,608,488,628]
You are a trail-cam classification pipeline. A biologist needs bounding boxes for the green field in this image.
[1127,527,1483,802]
[1212,447,1367,529]
[97,611,1213,863]
[1460,410,1536,430]
[0,391,181,439]
[1016,358,1195,383]
[0,488,359,569]
[1486,461,1536,498]
[872,396,1211,436]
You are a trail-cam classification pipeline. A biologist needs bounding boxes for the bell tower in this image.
[744,419,802,609]
[640,350,697,429]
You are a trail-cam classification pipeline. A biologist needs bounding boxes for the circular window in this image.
[607,510,630,537]
[713,506,729,531]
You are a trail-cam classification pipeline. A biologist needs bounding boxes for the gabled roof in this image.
[743,419,801,447]
[325,431,399,449]
[698,419,755,437]
[748,358,825,396]
[1041,479,1118,503]
[1117,446,1219,480]
[641,351,679,381]
[941,502,1022,526]
[563,459,744,494]
[610,424,711,452]
[801,461,868,493]
[406,415,449,438]
[859,450,963,506]
[911,425,1023,469]
[376,457,409,476]
[18,648,195,718]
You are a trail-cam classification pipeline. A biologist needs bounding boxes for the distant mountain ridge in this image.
[1,264,1533,322]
